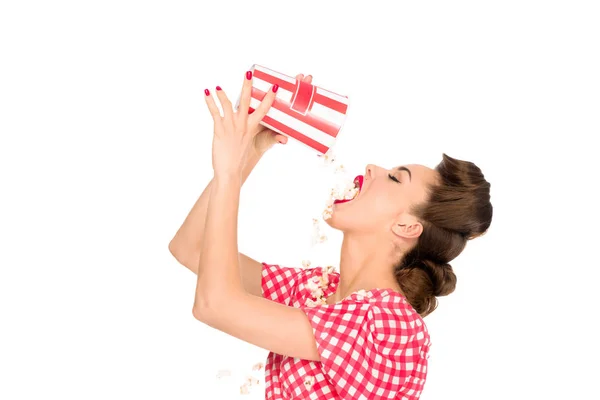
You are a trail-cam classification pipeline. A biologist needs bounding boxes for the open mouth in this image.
[333,175,364,205]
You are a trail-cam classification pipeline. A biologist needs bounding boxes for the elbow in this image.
[168,240,180,259]
[169,243,199,274]
[192,296,217,322]
[192,291,238,323]
[192,303,207,322]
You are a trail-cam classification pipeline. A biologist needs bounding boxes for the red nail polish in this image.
[204,89,210,96]
[216,86,222,91]
[272,84,279,93]
[246,71,252,80]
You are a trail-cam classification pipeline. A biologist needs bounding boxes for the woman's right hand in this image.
[249,73,313,157]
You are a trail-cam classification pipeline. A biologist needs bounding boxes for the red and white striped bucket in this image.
[235,64,350,155]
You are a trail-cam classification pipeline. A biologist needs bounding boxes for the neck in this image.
[331,232,403,303]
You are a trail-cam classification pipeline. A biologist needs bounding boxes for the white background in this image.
[1,0,599,399]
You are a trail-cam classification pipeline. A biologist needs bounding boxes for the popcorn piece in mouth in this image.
[322,177,360,220]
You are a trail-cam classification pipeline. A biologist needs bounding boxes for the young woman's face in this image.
[326,163,440,234]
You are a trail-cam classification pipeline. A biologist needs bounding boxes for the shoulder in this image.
[364,290,431,358]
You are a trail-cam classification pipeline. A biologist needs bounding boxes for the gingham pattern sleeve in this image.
[261,262,305,306]
[301,301,427,399]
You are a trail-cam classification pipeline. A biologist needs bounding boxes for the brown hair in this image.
[395,153,493,317]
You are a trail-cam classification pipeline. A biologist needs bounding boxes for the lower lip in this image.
[333,175,363,205]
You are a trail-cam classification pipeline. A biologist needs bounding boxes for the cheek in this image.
[359,192,400,220]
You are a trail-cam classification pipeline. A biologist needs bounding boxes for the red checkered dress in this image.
[261,263,431,400]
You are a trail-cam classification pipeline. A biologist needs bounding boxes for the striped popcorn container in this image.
[235,64,350,155]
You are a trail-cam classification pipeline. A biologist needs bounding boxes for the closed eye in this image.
[388,173,401,183]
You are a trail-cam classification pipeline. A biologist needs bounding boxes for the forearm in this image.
[194,173,244,308]
[168,152,263,272]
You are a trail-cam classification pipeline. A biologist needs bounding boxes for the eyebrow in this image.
[397,166,412,182]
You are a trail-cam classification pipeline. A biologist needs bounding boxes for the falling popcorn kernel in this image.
[302,260,312,268]
[216,369,232,379]
[317,151,336,165]
[252,361,265,371]
[306,278,320,292]
[245,376,260,386]
[305,298,322,307]
[304,375,315,388]
[240,382,251,395]
[334,164,345,173]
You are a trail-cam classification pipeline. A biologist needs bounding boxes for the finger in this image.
[296,73,304,81]
[275,133,288,144]
[249,83,278,128]
[237,70,253,123]
[204,88,222,121]
[214,86,234,122]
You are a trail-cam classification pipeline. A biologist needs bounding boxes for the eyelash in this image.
[388,174,401,183]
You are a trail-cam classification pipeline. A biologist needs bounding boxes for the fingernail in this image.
[216,86,222,91]
[246,71,252,80]
[272,84,279,93]
[204,89,210,96]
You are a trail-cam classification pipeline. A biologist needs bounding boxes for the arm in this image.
[189,74,320,361]
[168,151,262,275]
[192,172,320,361]
[169,74,310,292]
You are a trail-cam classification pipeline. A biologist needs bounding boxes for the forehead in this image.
[395,164,439,205]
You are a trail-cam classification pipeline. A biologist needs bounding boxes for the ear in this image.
[391,217,423,240]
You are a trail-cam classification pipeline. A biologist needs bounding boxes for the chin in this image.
[324,202,353,231]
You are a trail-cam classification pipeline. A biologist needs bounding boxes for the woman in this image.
[169,71,493,399]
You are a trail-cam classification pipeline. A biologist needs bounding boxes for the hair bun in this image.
[419,259,457,297]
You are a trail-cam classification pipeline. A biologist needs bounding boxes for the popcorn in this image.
[305,298,323,307]
[240,383,251,395]
[245,376,260,386]
[317,150,337,165]
[305,277,320,292]
[322,205,333,220]
[252,362,264,371]
[216,369,232,380]
[312,218,328,245]
[301,259,312,268]
[304,266,334,307]
[321,177,360,220]
[354,289,369,301]
[304,375,315,389]
[334,163,345,174]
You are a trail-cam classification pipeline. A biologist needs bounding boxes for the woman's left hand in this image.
[204,71,278,179]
